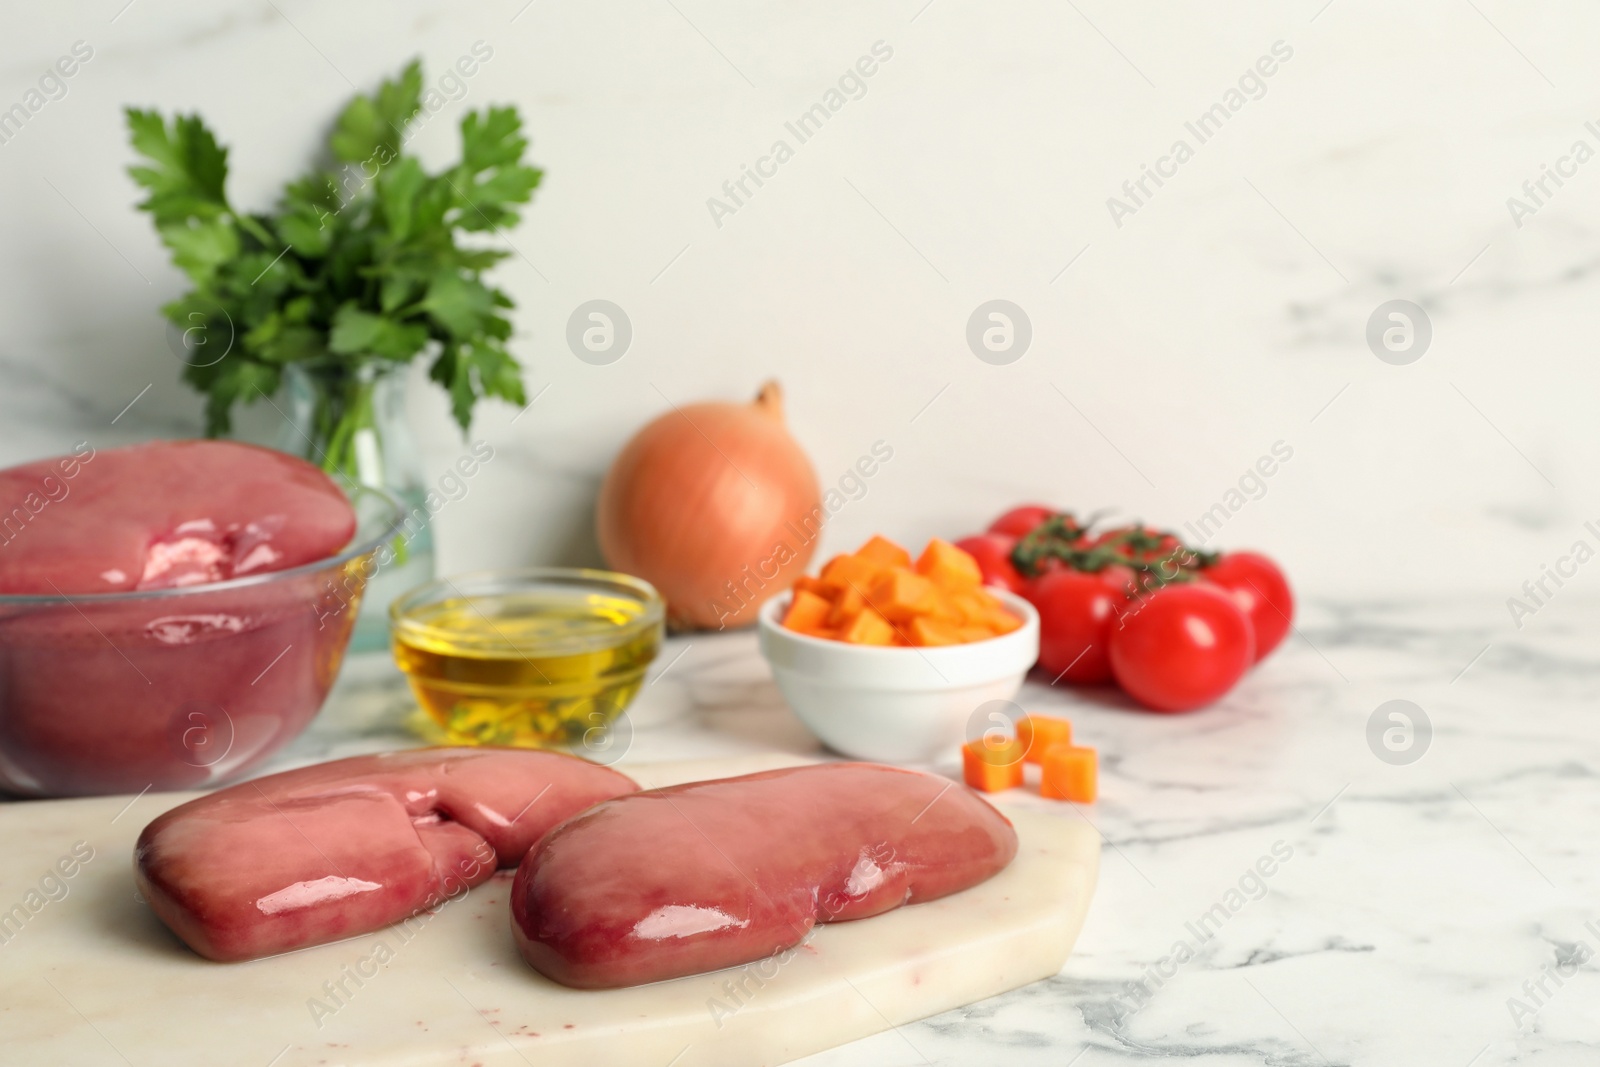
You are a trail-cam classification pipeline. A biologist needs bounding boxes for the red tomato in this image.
[1097,562,1139,600]
[1203,551,1293,661]
[1086,525,1183,566]
[1109,584,1254,712]
[988,505,1055,539]
[953,534,1024,593]
[1027,570,1128,684]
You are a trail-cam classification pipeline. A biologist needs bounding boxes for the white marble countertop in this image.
[262,594,1598,1066]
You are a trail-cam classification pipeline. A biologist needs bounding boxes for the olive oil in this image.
[391,580,662,749]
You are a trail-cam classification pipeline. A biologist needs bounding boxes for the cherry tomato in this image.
[988,505,1055,539]
[1203,551,1293,661]
[1086,525,1183,566]
[1027,569,1128,684]
[1109,584,1254,712]
[953,533,1024,593]
[1096,562,1139,600]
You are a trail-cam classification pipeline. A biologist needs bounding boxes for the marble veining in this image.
[0,2,1596,1059]
[254,595,1600,1065]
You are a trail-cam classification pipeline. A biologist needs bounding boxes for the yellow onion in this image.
[597,381,822,630]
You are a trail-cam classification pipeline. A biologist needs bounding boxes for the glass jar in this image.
[275,360,436,653]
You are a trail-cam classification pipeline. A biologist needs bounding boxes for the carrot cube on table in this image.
[1017,715,1072,764]
[915,538,983,590]
[855,534,913,570]
[962,738,1026,792]
[1040,744,1097,803]
[839,606,896,646]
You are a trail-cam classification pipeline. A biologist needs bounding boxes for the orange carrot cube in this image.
[950,590,995,625]
[1017,715,1071,764]
[986,604,1023,634]
[915,538,983,590]
[780,591,832,633]
[855,534,913,570]
[1040,745,1097,803]
[908,616,963,647]
[820,554,884,596]
[827,585,865,628]
[839,606,895,646]
[783,589,832,634]
[866,568,938,622]
[792,575,831,599]
[962,738,1026,792]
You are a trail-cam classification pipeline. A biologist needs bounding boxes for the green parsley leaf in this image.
[157,218,240,282]
[128,60,537,449]
[328,303,430,361]
[420,272,495,338]
[377,157,426,242]
[330,60,422,164]
[125,109,231,224]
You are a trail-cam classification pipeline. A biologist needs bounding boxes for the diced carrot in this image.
[928,594,964,624]
[950,589,994,625]
[866,568,938,622]
[986,604,1023,634]
[915,538,983,590]
[908,616,963,647]
[855,534,913,570]
[820,554,884,596]
[792,575,831,599]
[1040,745,1097,802]
[827,585,865,628]
[839,606,895,646]
[788,537,1030,647]
[1017,715,1071,764]
[962,738,1026,792]
[783,589,833,634]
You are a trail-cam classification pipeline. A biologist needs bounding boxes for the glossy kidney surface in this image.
[0,440,363,796]
[512,762,1018,988]
[136,748,637,961]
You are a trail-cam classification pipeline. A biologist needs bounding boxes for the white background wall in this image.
[3,1,1598,620]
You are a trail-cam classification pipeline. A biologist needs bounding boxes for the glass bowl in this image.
[389,568,664,749]
[0,486,405,797]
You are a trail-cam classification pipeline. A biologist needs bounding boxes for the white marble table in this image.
[262,594,1597,1066]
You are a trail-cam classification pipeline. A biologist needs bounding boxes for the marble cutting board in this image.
[0,753,1099,1067]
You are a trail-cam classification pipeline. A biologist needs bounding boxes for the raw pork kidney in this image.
[137,749,637,961]
[511,763,1018,988]
[0,439,356,594]
[0,440,362,795]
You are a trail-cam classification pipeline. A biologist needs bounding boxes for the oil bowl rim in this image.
[388,565,666,658]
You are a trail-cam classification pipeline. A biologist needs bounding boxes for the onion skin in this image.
[597,381,822,631]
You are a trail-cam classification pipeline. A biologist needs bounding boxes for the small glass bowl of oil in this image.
[388,568,664,750]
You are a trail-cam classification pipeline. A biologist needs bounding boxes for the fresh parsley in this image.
[126,60,540,448]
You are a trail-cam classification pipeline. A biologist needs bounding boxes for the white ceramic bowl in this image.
[757,590,1040,763]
